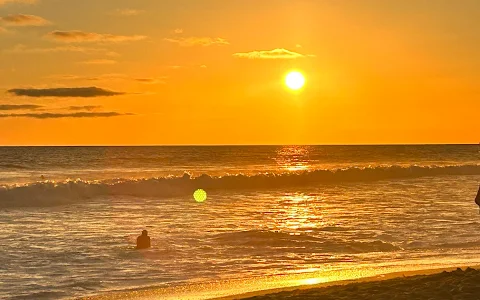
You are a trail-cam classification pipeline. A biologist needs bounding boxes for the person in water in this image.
[475,185,480,213]
[136,230,151,249]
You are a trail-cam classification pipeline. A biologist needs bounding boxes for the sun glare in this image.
[285,71,305,90]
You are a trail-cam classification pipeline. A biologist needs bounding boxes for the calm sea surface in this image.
[1,145,480,299]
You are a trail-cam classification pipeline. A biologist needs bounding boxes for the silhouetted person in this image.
[136,230,151,249]
[475,185,480,214]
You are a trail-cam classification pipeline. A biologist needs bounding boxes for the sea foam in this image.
[1,164,479,207]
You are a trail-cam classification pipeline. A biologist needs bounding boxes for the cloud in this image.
[133,77,165,84]
[173,28,183,34]
[4,44,111,55]
[167,65,207,70]
[80,59,117,65]
[67,105,101,111]
[46,75,83,80]
[47,30,147,43]
[110,9,144,16]
[232,48,315,59]
[0,0,36,6]
[8,87,125,98]
[0,112,133,119]
[164,37,229,47]
[1,14,50,26]
[48,74,166,85]
[0,104,42,110]
[106,51,121,57]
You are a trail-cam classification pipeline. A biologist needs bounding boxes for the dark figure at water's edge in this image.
[136,230,151,249]
[475,185,480,214]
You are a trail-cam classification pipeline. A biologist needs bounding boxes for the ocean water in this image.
[1,145,480,299]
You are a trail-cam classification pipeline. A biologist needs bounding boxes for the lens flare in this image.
[193,189,207,202]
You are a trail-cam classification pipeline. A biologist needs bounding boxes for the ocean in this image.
[1,145,480,299]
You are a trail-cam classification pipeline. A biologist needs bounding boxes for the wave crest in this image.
[1,164,479,207]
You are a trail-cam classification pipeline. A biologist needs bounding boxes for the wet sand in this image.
[82,266,480,300]
[228,267,480,300]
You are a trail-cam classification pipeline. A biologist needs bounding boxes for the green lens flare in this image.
[193,189,207,202]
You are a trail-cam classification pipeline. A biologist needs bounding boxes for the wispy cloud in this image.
[233,48,315,59]
[80,59,117,65]
[0,112,134,119]
[48,74,166,85]
[167,65,207,70]
[110,9,144,16]
[8,87,125,98]
[164,37,229,47]
[133,77,165,84]
[46,75,83,80]
[1,14,50,26]
[173,28,183,34]
[0,0,37,6]
[67,105,101,111]
[106,51,121,57]
[0,104,42,110]
[47,30,147,43]
[4,44,111,55]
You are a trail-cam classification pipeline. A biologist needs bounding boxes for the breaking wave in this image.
[1,164,479,207]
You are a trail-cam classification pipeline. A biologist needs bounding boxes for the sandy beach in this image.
[230,267,480,300]
[81,266,480,300]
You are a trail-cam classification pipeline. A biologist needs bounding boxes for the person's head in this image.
[142,230,148,236]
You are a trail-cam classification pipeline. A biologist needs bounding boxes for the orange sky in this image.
[0,0,479,145]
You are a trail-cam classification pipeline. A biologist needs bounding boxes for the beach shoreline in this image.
[81,264,480,300]
[214,266,480,300]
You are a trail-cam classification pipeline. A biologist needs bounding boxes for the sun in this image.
[285,71,305,90]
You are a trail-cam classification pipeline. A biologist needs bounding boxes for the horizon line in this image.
[0,143,478,147]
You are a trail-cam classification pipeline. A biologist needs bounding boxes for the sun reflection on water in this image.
[274,146,312,173]
[265,193,333,234]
